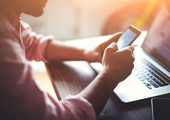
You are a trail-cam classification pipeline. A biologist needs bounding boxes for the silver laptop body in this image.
[114,6,170,103]
[91,6,170,103]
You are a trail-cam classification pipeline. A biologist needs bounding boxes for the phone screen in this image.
[151,98,170,120]
[117,25,141,50]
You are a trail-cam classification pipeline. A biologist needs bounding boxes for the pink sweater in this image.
[0,0,95,120]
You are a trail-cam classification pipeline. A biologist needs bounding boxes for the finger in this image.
[104,32,123,47]
[132,53,135,59]
[127,46,134,54]
[105,42,118,55]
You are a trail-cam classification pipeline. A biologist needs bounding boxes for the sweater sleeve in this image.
[0,21,96,120]
[21,21,53,63]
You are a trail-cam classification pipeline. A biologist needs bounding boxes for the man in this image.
[0,0,134,119]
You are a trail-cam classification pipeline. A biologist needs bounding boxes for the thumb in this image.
[104,32,123,47]
[102,42,118,65]
[104,42,118,56]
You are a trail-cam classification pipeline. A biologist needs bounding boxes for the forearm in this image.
[77,70,117,117]
[45,40,87,61]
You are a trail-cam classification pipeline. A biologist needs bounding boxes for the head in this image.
[7,0,48,17]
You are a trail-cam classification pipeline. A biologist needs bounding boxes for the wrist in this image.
[83,49,93,62]
[83,48,102,63]
[97,69,118,93]
[82,49,90,62]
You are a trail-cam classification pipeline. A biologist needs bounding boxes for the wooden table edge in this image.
[45,63,61,100]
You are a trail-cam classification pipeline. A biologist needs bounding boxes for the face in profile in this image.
[23,0,48,17]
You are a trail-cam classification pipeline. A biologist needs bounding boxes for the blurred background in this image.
[24,0,164,98]
[22,0,162,41]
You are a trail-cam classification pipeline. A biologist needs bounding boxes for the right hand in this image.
[101,42,135,89]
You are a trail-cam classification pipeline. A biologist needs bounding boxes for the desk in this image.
[30,61,57,99]
[46,60,152,120]
[45,35,169,120]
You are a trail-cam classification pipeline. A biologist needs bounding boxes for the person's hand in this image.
[78,38,134,116]
[84,32,122,63]
[101,43,135,89]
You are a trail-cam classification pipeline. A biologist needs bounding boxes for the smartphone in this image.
[151,98,170,120]
[117,25,141,50]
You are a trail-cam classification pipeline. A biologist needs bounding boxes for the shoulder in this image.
[0,12,21,54]
[0,13,19,40]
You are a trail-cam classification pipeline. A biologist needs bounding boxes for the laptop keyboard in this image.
[133,56,170,89]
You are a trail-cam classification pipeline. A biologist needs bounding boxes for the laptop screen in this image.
[142,5,170,72]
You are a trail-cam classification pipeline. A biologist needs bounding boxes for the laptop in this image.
[91,5,170,103]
